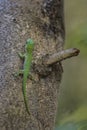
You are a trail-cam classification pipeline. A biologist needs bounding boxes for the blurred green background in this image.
[55,0,87,130]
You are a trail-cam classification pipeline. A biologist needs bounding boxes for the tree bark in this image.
[0,0,79,130]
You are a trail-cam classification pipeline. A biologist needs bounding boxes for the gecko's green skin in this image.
[18,39,34,115]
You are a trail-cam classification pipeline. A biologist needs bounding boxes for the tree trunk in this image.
[0,0,78,130]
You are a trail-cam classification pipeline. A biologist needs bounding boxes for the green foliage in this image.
[59,106,87,124]
[56,1,87,130]
[55,120,87,130]
[55,106,87,130]
[66,24,87,55]
[65,0,87,55]
[55,123,78,130]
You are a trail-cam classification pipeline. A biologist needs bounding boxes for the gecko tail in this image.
[23,95,31,115]
[22,81,31,115]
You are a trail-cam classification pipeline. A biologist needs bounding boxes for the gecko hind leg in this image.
[28,72,36,82]
[28,72,33,80]
[14,70,24,77]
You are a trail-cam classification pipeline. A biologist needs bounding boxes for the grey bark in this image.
[0,0,64,130]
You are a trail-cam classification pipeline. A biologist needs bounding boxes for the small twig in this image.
[44,48,80,66]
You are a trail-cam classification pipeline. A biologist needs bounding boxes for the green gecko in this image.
[17,38,34,115]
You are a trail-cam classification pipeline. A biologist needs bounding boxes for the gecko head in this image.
[25,38,34,52]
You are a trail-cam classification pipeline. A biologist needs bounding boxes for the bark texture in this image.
[0,0,64,129]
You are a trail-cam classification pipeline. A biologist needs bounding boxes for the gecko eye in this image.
[25,38,34,51]
[26,39,33,44]
[26,39,34,46]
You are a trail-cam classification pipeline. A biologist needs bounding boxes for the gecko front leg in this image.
[18,52,25,59]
